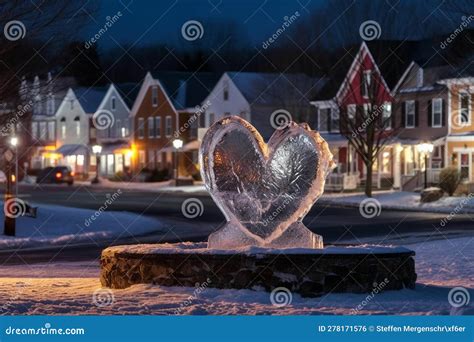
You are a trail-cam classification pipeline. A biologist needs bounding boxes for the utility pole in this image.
[3,148,16,236]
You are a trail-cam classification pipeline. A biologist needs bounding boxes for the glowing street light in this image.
[417,142,434,189]
[173,138,184,186]
[91,145,102,184]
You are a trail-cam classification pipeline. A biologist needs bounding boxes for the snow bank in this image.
[0,202,165,250]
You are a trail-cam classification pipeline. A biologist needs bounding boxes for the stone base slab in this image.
[100,243,417,297]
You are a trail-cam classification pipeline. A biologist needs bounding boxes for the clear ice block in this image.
[200,116,335,249]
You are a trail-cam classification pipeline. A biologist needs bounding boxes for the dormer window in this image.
[362,70,372,98]
[111,96,116,111]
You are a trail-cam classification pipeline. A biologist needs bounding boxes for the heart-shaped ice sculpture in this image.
[200,116,335,249]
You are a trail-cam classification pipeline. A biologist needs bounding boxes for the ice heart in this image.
[200,116,335,249]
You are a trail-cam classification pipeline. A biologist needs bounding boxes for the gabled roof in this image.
[226,71,326,106]
[115,82,141,109]
[315,41,416,100]
[395,62,454,93]
[151,71,221,110]
[73,87,108,114]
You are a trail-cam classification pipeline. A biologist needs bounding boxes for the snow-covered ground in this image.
[0,202,165,250]
[75,178,207,193]
[320,190,474,214]
[0,237,472,315]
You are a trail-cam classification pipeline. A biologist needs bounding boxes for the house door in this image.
[458,152,471,181]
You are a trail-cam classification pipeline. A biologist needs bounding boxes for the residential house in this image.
[311,42,410,191]
[95,83,139,177]
[54,86,108,176]
[27,73,77,170]
[439,64,474,183]
[392,62,452,190]
[202,72,324,140]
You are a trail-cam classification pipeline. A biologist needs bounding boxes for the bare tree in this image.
[336,53,401,197]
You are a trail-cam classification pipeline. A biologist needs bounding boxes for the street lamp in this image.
[91,144,102,184]
[417,142,434,189]
[10,136,18,196]
[172,138,183,186]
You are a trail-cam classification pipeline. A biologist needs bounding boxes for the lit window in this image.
[383,102,392,129]
[138,118,145,139]
[47,121,55,141]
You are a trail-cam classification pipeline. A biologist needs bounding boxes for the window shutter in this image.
[326,109,331,132]
[427,100,432,127]
[415,101,419,127]
[402,101,406,127]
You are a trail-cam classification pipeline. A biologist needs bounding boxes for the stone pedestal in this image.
[100,243,416,297]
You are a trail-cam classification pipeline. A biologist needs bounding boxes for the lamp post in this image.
[172,138,183,186]
[417,142,434,189]
[10,136,18,196]
[91,144,102,184]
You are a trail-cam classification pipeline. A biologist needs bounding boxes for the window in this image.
[115,119,121,137]
[165,115,172,137]
[148,117,155,138]
[432,98,442,127]
[74,116,80,136]
[60,118,66,139]
[111,96,116,111]
[138,118,145,139]
[330,109,339,132]
[39,121,47,140]
[318,108,329,132]
[383,102,392,129]
[459,92,470,125]
[31,122,38,139]
[148,149,156,169]
[208,112,215,126]
[70,100,74,110]
[223,81,229,101]
[47,95,55,115]
[362,70,372,98]
[460,153,470,180]
[347,104,356,121]
[433,146,441,158]
[152,86,158,107]
[138,150,146,168]
[155,117,161,138]
[405,100,415,128]
[47,121,55,141]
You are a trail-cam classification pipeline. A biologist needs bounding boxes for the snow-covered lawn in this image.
[0,202,165,250]
[321,190,474,214]
[0,237,472,315]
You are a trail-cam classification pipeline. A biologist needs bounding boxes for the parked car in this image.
[0,171,6,183]
[36,166,74,185]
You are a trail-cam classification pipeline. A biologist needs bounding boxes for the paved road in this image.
[0,183,472,264]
